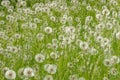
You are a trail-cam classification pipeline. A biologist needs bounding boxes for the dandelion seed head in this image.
[23,67,34,77]
[43,75,53,80]
[103,77,109,80]
[44,64,57,74]
[109,68,118,76]
[35,53,45,63]
[79,42,89,50]
[5,70,16,80]
[103,59,112,67]
[44,27,53,34]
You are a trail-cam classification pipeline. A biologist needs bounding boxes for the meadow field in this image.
[0,0,120,80]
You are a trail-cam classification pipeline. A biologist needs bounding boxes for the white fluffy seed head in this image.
[44,27,53,34]
[35,54,45,63]
[106,22,113,30]
[96,13,103,21]
[2,67,9,74]
[34,18,40,23]
[23,67,34,77]
[1,0,10,7]
[44,64,50,71]
[50,52,58,59]
[103,59,112,67]
[103,77,109,80]
[102,38,110,46]
[109,68,118,76]
[43,75,53,80]
[14,33,21,39]
[96,36,103,43]
[47,65,57,74]
[102,8,110,16]
[79,42,89,50]
[110,56,119,64]
[64,26,75,34]
[5,70,16,80]
[36,33,44,41]
[20,1,27,7]
[44,64,57,74]
[29,23,37,29]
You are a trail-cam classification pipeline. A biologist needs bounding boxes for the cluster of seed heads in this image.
[0,0,120,80]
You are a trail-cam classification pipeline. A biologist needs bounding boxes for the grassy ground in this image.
[0,0,120,80]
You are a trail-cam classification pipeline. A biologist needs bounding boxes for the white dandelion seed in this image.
[14,33,21,39]
[35,53,45,63]
[96,14,103,21]
[103,77,109,80]
[43,75,53,80]
[20,1,27,7]
[110,56,119,64]
[112,1,118,6]
[10,46,18,53]
[50,52,58,59]
[67,16,73,22]
[2,67,9,74]
[34,18,40,23]
[106,22,113,30]
[102,38,110,46]
[96,36,103,43]
[50,16,56,22]
[67,62,73,68]
[44,64,57,74]
[1,0,10,7]
[79,42,89,50]
[29,23,37,29]
[46,43,52,49]
[36,33,44,41]
[109,68,118,76]
[103,59,112,67]
[44,64,50,71]
[44,27,53,34]
[52,44,58,50]
[52,38,58,44]
[5,70,16,80]
[86,5,92,11]
[23,67,34,77]
[102,8,110,16]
